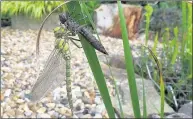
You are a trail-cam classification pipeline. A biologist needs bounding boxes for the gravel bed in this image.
[1,27,157,118]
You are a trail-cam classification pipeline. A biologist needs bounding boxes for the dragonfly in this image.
[29,12,108,117]
[29,27,75,116]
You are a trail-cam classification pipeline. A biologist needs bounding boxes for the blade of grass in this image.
[117,1,141,118]
[66,1,115,118]
[144,4,153,45]
[152,32,159,56]
[79,2,124,117]
[187,3,192,78]
[144,46,165,118]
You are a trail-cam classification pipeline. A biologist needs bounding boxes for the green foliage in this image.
[1,1,66,19]
[117,1,141,118]
[136,1,192,113]
[144,4,153,45]
[150,1,192,109]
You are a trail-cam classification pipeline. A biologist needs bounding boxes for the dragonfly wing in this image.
[30,49,66,102]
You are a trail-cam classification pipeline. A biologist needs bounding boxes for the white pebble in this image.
[37,107,46,113]
[37,113,51,118]
[93,113,103,118]
[4,89,11,97]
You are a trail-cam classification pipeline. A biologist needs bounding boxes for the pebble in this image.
[48,110,59,118]
[46,103,56,109]
[60,98,69,106]
[93,113,103,118]
[84,91,90,99]
[37,113,51,118]
[82,97,93,104]
[37,107,47,113]
[73,86,82,98]
[90,110,96,116]
[82,108,89,115]
[94,97,101,104]
[15,109,24,115]
[6,109,15,117]
[57,107,68,115]
[16,115,25,118]
[95,104,105,114]
[1,106,4,115]
[24,111,32,117]
[16,99,25,104]
[81,114,92,118]
[74,99,84,111]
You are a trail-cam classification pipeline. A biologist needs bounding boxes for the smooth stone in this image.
[90,110,96,116]
[2,114,9,118]
[1,106,3,115]
[60,98,68,106]
[4,89,11,97]
[81,114,92,118]
[16,115,25,118]
[6,109,15,117]
[93,113,102,118]
[95,104,105,114]
[37,113,51,118]
[82,97,92,104]
[82,108,89,115]
[46,103,56,109]
[16,99,25,104]
[73,86,82,98]
[37,107,47,113]
[58,107,72,116]
[24,111,32,117]
[48,110,59,118]
[94,97,101,104]
[15,109,24,115]
[74,99,84,111]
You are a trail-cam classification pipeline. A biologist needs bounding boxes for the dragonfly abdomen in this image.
[79,27,108,55]
[64,53,73,116]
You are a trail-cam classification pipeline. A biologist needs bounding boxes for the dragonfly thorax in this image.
[55,39,69,53]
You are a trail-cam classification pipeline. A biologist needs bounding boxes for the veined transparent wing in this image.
[29,48,66,102]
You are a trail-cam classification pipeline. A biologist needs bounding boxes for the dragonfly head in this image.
[59,13,69,24]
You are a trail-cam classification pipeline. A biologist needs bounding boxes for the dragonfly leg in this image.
[68,36,80,41]
[69,38,82,48]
